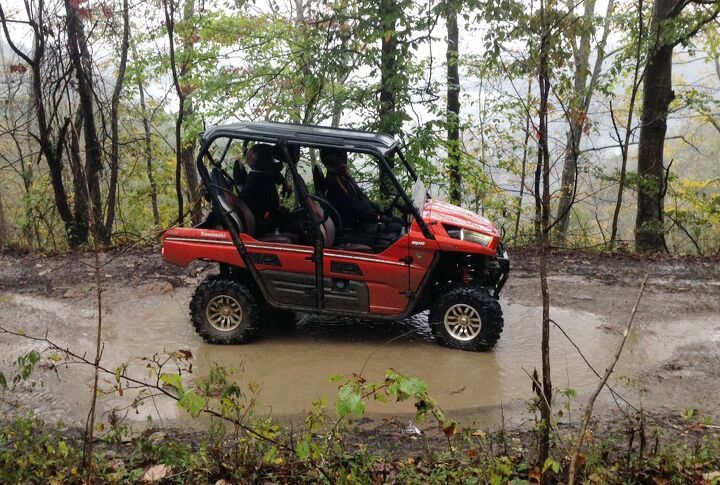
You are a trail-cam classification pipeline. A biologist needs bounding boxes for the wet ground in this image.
[1,248,719,429]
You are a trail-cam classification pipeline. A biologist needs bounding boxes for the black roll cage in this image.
[195,128,435,318]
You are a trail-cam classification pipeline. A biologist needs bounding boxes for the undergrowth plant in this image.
[2,329,720,484]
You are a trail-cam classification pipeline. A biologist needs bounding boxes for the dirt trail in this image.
[1,248,718,429]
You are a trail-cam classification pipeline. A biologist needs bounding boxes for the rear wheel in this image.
[190,276,260,344]
[429,285,503,351]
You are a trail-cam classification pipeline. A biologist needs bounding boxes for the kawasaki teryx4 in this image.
[162,122,509,351]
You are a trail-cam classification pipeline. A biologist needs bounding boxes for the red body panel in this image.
[162,227,423,315]
[161,199,501,316]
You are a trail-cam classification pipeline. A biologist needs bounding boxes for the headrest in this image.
[246,143,280,171]
[320,148,347,171]
[272,144,300,164]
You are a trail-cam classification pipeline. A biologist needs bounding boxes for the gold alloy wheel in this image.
[443,303,482,341]
[205,294,243,332]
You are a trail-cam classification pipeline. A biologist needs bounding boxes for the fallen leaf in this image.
[529,466,541,483]
[143,464,170,482]
[441,421,457,438]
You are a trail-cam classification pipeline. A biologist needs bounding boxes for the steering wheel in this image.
[308,194,343,233]
[382,193,405,216]
[206,155,237,191]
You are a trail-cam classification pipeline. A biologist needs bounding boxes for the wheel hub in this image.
[206,295,243,332]
[443,304,482,341]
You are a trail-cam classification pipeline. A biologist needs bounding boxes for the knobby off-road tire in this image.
[190,276,260,344]
[429,285,503,351]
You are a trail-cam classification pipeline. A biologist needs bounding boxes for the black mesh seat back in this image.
[312,165,327,196]
[209,167,256,236]
[232,159,248,191]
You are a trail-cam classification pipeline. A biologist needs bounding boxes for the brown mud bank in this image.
[0,248,719,429]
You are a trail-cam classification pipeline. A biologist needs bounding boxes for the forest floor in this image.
[0,246,719,428]
[1,247,720,482]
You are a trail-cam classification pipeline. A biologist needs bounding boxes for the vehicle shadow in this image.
[257,311,436,346]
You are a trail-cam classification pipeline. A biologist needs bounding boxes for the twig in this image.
[567,274,649,485]
[0,325,336,483]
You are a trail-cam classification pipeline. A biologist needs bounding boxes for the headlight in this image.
[445,225,493,247]
[460,228,493,247]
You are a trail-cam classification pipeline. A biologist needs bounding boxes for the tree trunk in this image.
[533,150,542,242]
[635,0,674,253]
[137,77,161,226]
[378,0,400,135]
[537,2,552,483]
[181,101,201,225]
[104,0,130,238]
[164,0,185,224]
[0,2,87,247]
[555,125,581,242]
[180,0,201,225]
[445,3,461,205]
[634,0,720,253]
[609,0,644,249]
[68,113,90,245]
[513,78,532,242]
[555,0,614,244]
[330,5,351,128]
[65,0,106,243]
[554,0,594,242]
[0,183,7,246]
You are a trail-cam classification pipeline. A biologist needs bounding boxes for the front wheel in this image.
[428,285,503,351]
[190,276,260,344]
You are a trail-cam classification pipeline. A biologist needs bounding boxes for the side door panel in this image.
[247,242,317,308]
[323,235,412,316]
[407,222,440,294]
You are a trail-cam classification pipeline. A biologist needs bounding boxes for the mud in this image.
[0,248,719,429]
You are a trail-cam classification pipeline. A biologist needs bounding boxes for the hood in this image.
[423,199,500,237]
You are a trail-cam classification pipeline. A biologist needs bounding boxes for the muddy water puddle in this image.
[0,288,717,427]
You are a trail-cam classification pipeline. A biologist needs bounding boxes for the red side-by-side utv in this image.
[162,122,509,351]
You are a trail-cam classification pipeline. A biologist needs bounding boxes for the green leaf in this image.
[220,383,242,399]
[296,438,310,460]
[542,456,561,473]
[0,372,6,389]
[160,373,183,391]
[398,376,426,397]
[178,390,206,417]
[59,441,69,458]
[263,445,278,464]
[336,384,366,419]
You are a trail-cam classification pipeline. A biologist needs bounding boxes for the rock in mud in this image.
[135,281,175,297]
[63,287,88,299]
